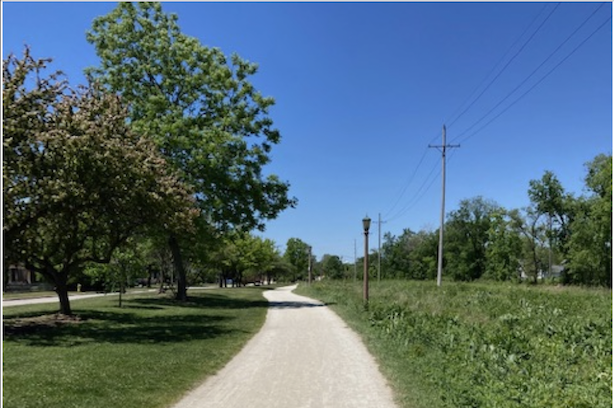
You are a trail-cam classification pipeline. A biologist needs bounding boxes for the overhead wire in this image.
[382,3,558,223]
[382,147,429,219]
[449,2,608,145]
[380,3,609,227]
[445,3,554,130]
[385,156,441,222]
[454,12,612,146]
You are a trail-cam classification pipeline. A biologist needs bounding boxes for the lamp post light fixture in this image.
[362,215,371,303]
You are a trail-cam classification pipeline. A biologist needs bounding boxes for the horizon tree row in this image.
[342,154,611,287]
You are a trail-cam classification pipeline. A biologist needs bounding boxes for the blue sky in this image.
[3,2,612,262]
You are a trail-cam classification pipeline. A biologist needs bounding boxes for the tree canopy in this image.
[3,48,195,314]
[85,2,296,300]
[85,2,296,231]
[284,238,311,281]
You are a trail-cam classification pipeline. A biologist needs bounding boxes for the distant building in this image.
[520,264,564,281]
[6,264,35,285]
[4,264,51,291]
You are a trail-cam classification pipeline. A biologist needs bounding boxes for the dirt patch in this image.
[3,313,84,337]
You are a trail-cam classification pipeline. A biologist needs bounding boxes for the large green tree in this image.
[209,231,281,286]
[407,229,439,280]
[445,196,500,281]
[380,228,437,280]
[3,48,195,315]
[320,254,344,280]
[484,210,523,281]
[283,238,311,281]
[381,230,413,278]
[528,170,574,264]
[566,154,612,286]
[85,2,296,300]
[509,207,548,284]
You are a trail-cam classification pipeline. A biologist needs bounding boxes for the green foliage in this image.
[206,231,286,285]
[528,170,574,251]
[381,230,412,278]
[84,239,148,296]
[320,254,344,279]
[565,155,612,286]
[283,237,311,280]
[298,280,612,408]
[85,2,297,300]
[382,155,610,287]
[85,2,296,231]
[445,196,500,281]
[3,48,195,314]
[484,210,523,281]
[508,206,549,283]
[382,229,438,280]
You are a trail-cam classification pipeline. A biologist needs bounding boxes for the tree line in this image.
[367,156,611,287]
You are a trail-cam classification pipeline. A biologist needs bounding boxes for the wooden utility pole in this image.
[354,239,357,282]
[308,245,312,285]
[429,125,460,287]
[362,216,371,303]
[377,213,386,283]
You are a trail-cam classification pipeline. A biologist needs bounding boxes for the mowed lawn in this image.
[297,280,612,408]
[3,287,270,408]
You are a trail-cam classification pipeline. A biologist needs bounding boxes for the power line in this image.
[385,156,441,222]
[450,3,607,145]
[380,4,608,229]
[456,14,612,146]
[383,4,559,222]
[382,147,429,219]
[445,3,554,129]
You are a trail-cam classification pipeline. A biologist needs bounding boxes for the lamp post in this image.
[362,215,371,303]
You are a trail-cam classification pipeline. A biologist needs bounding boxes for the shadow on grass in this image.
[3,311,231,347]
[3,291,270,348]
[129,291,270,310]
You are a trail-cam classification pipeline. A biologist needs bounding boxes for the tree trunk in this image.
[169,234,187,301]
[119,276,124,308]
[147,265,153,288]
[158,267,166,294]
[55,272,72,316]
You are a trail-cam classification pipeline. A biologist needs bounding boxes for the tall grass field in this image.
[297,280,612,408]
[3,287,270,408]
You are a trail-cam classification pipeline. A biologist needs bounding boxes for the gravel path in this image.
[2,287,215,308]
[2,290,157,307]
[171,285,398,408]
[3,293,116,307]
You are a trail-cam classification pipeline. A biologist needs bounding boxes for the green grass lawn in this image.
[297,280,612,408]
[3,287,270,408]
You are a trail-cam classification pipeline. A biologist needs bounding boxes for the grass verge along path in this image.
[3,287,270,408]
[296,280,612,408]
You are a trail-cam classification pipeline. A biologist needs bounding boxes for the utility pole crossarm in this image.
[428,125,461,153]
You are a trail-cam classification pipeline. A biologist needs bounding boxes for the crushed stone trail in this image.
[171,285,398,408]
